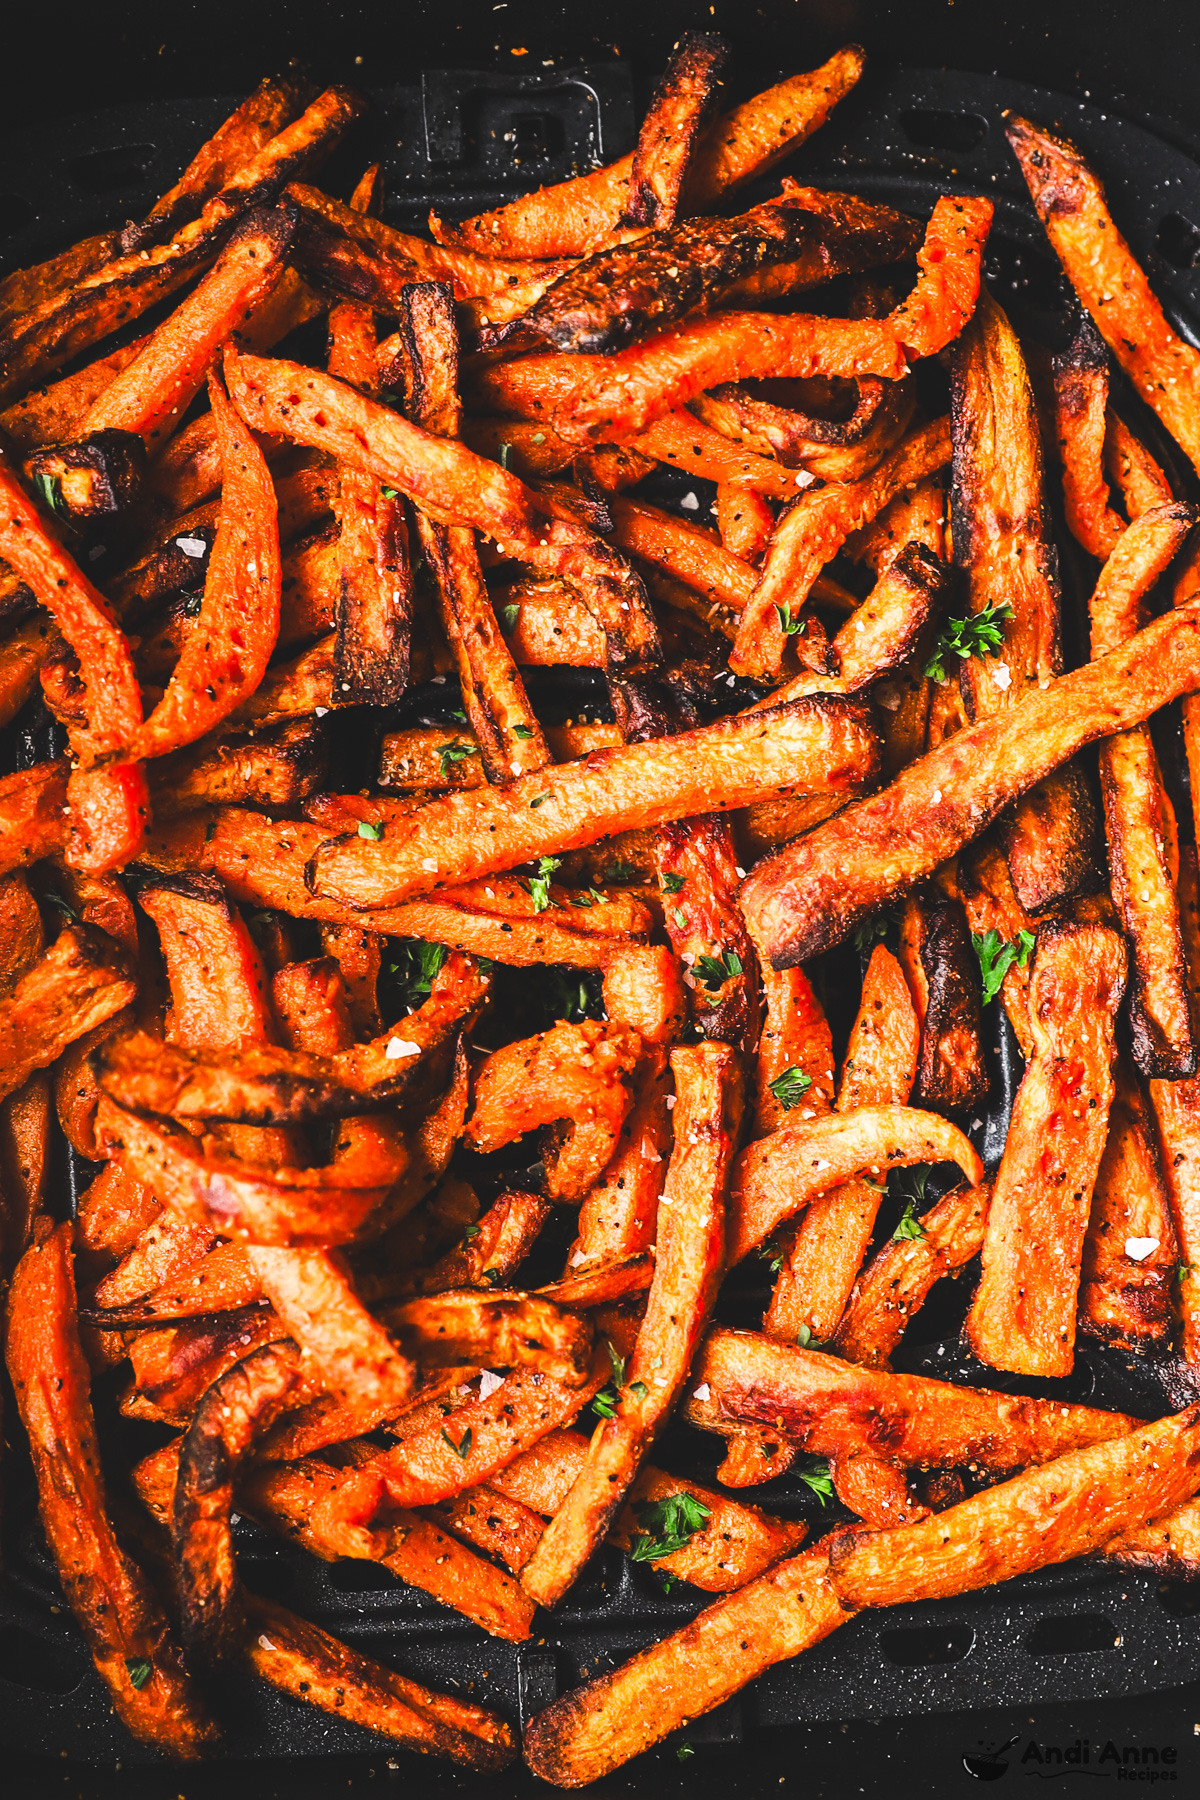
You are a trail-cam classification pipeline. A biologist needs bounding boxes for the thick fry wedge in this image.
[307,693,878,909]
[833,540,950,688]
[731,417,951,678]
[1079,1066,1178,1352]
[834,1179,990,1367]
[431,47,865,258]
[752,963,835,1138]
[1053,312,1124,560]
[688,1326,1136,1471]
[739,601,1200,968]
[5,1222,218,1755]
[1149,846,1200,1363]
[656,815,760,1050]
[381,1289,593,1382]
[520,1043,742,1608]
[1008,114,1200,478]
[80,204,295,450]
[966,921,1127,1377]
[728,1104,981,1265]
[147,718,326,818]
[243,1594,517,1769]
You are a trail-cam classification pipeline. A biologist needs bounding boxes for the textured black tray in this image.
[3,36,1200,1783]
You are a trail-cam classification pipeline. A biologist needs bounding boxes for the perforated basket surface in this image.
[2,42,1200,1788]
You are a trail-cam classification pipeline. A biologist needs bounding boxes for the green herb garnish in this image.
[661,872,686,895]
[768,1066,813,1111]
[501,603,521,631]
[629,1491,711,1562]
[125,1659,152,1691]
[694,949,743,992]
[775,603,807,636]
[386,940,449,1013]
[891,1198,927,1242]
[797,1456,835,1504]
[923,600,1014,684]
[438,738,480,781]
[513,724,534,739]
[441,1426,472,1460]
[526,854,561,913]
[972,926,1036,1005]
[356,819,383,841]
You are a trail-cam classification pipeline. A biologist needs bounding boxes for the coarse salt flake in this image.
[385,1037,421,1060]
[1125,1237,1159,1261]
[693,1383,711,1402]
[569,1248,587,1267]
[478,1369,505,1400]
[421,858,438,871]
[992,660,1012,691]
[176,536,207,558]
[680,492,700,511]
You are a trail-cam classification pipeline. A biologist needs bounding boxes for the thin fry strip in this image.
[619,32,727,229]
[1149,846,1200,1364]
[1053,312,1125,560]
[739,600,1200,969]
[519,1043,742,1609]
[306,693,879,909]
[833,1180,990,1368]
[1008,114,1200,478]
[886,196,992,357]
[5,1221,218,1755]
[1079,1066,1178,1353]
[0,924,135,1105]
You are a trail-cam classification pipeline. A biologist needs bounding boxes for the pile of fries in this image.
[4,32,1200,1781]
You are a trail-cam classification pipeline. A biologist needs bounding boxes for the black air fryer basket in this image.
[2,1,1200,1788]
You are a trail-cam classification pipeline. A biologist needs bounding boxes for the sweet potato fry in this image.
[0,610,55,730]
[381,1289,593,1382]
[897,886,987,1112]
[524,1538,846,1782]
[620,31,728,229]
[5,1222,218,1755]
[752,963,835,1138]
[692,371,917,483]
[1105,1497,1200,1580]
[0,86,362,403]
[717,484,775,561]
[1053,312,1125,559]
[728,1104,982,1266]
[0,1070,50,1274]
[966,921,1127,1377]
[399,284,549,776]
[173,1337,305,1660]
[317,1351,611,1524]
[466,1020,641,1201]
[833,1180,990,1368]
[886,196,992,358]
[76,1157,161,1269]
[688,1325,1137,1472]
[608,494,757,613]
[432,47,865,258]
[656,815,760,1051]
[0,924,135,1105]
[765,946,919,1343]
[475,313,908,452]
[80,204,295,451]
[147,718,327,819]
[1106,412,1172,519]
[94,1210,215,1310]
[243,1593,517,1768]
[132,367,280,756]
[0,450,145,866]
[226,347,542,543]
[520,1043,742,1608]
[1149,847,1200,1364]
[567,1050,673,1268]
[1008,114,1200,478]
[829,1401,1200,1609]
[307,693,879,909]
[121,1302,288,1425]
[832,539,950,689]
[1079,1066,1178,1352]
[731,417,951,678]
[739,601,1200,968]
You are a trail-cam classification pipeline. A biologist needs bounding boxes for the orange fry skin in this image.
[728,1104,982,1266]
[887,195,992,358]
[519,1042,742,1609]
[5,1222,218,1756]
[967,922,1127,1378]
[1079,1067,1178,1354]
[1008,114,1200,479]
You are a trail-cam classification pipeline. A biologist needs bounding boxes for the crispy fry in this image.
[740,601,1200,968]
[620,31,727,228]
[466,1021,641,1201]
[887,196,992,358]
[381,1289,593,1382]
[656,815,760,1051]
[243,1593,517,1768]
[717,483,775,561]
[80,205,295,450]
[520,1043,742,1607]
[834,1180,990,1368]
[1105,1497,1200,1580]
[1053,312,1124,559]
[76,1158,161,1269]
[966,921,1127,1376]
[1149,846,1200,1364]
[609,494,757,612]
[307,694,879,909]
[568,1050,673,1268]
[0,87,362,403]
[173,1338,305,1660]
[432,47,865,257]
[0,611,55,728]
[692,372,917,483]
[1079,1066,1179,1352]
[5,1221,218,1755]
[752,964,835,1138]
[147,718,327,819]
[1008,114,1200,478]
[897,886,987,1112]
[728,1104,982,1266]
[1106,412,1172,518]
[731,417,951,678]
[832,539,949,689]
[0,924,135,1104]
[764,945,917,1343]
[0,1070,50,1274]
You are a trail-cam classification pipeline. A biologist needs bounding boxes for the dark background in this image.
[3,1,1199,1793]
